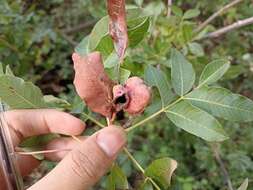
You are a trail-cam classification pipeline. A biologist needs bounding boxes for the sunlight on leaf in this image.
[237,178,248,190]
[0,62,3,75]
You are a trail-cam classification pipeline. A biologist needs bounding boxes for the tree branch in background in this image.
[63,20,96,34]
[56,29,78,47]
[196,0,244,33]
[167,0,172,17]
[211,144,234,190]
[204,16,253,39]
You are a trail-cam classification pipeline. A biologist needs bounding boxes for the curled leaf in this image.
[107,0,128,60]
[72,52,115,118]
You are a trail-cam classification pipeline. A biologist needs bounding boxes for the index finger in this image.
[5,109,86,145]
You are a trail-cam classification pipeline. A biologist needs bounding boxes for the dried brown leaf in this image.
[107,0,128,61]
[72,52,115,117]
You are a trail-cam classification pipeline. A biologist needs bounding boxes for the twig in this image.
[211,144,234,190]
[204,16,253,39]
[196,0,244,33]
[64,20,96,34]
[0,37,19,53]
[55,29,78,47]
[16,148,71,155]
[80,112,106,128]
[71,135,82,143]
[167,0,172,17]
[126,97,183,132]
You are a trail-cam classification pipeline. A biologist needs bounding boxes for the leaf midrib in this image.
[166,109,225,138]
[0,80,38,109]
[184,97,253,114]
[199,62,229,88]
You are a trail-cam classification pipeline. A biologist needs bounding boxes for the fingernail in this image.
[96,127,126,157]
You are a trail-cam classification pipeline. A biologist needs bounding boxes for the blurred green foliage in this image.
[1,0,253,189]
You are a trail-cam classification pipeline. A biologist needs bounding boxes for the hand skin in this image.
[0,109,126,190]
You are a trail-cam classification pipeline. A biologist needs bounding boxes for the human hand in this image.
[1,109,126,190]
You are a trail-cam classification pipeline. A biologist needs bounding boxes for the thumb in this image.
[28,126,126,190]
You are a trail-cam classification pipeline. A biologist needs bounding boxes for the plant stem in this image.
[81,112,106,128]
[126,97,183,132]
[55,28,77,47]
[63,20,96,34]
[196,0,244,33]
[16,148,71,155]
[211,144,234,190]
[123,148,161,190]
[167,0,172,17]
[123,148,144,173]
[204,16,253,39]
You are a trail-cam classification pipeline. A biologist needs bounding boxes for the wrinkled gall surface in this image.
[113,77,151,115]
[72,52,115,118]
[107,0,128,60]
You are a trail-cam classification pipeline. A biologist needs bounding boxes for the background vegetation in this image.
[0,0,253,189]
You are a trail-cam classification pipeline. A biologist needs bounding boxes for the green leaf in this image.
[185,86,253,122]
[223,65,245,80]
[171,5,183,17]
[144,1,165,17]
[135,0,143,7]
[44,95,71,109]
[171,48,195,96]
[183,9,200,19]
[128,17,150,48]
[237,178,248,190]
[0,62,3,75]
[106,164,128,190]
[182,23,194,43]
[138,180,154,190]
[144,65,174,107]
[106,68,131,84]
[166,101,228,142]
[104,51,119,69]
[95,35,114,58]
[75,36,90,56]
[188,42,204,57]
[0,75,46,109]
[145,157,177,189]
[199,59,230,87]
[20,134,59,160]
[89,16,109,51]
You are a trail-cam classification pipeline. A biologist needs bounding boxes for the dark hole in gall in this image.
[115,94,127,104]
